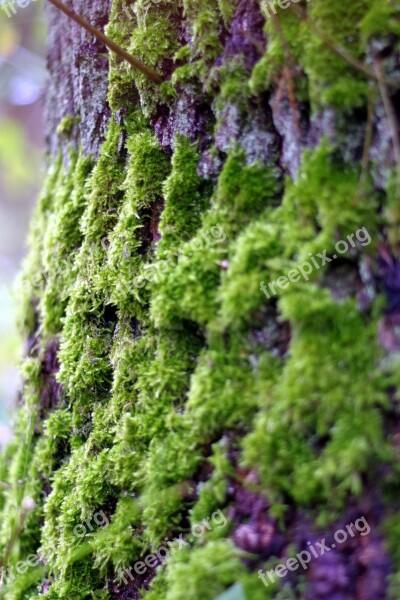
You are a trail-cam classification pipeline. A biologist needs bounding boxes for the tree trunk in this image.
[1,1,400,599]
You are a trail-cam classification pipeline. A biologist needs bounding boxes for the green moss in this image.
[303,0,370,108]
[56,115,81,138]
[17,156,63,336]
[106,124,170,313]
[151,540,245,600]
[251,9,307,96]
[151,151,281,327]
[280,141,379,248]
[189,441,231,525]
[34,410,72,477]
[91,497,144,573]
[360,0,400,42]
[158,135,211,252]
[41,153,93,336]
[57,119,126,428]
[219,215,284,327]
[245,288,389,513]
[106,0,181,114]
[384,167,400,247]
[217,0,237,27]
[254,0,377,109]
[183,0,225,73]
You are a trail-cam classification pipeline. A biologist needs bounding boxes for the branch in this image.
[47,0,164,85]
[373,58,400,165]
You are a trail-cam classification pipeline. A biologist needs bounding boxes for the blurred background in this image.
[0,0,46,443]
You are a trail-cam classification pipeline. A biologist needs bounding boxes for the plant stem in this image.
[373,58,400,165]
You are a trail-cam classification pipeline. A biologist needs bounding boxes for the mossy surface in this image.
[1,1,400,599]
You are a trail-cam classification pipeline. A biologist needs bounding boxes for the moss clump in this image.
[41,154,93,336]
[360,0,400,42]
[56,115,81,138]
[150,540,244,600]
[245,288,389,512]
[303,0,370,108]
[157,135,211,251]
[253,0,386,109]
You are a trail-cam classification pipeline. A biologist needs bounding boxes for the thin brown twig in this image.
[360,86,376,183]
[269,9,295,67]
[269,11,301,141]
[0,500,36,576]
[0,512,27,573]
[352,86,375,205]
[284,65,301,138]
[47,0,164,85]
[373,58,400,165]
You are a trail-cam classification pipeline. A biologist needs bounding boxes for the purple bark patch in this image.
[45,0,112,160]
[217,0,266,71]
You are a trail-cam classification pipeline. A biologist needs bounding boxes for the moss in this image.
[41,153,93,336]
[217,0,237,27]
[106,124,170,313]
[57,118,126,429]
[215,63,253,107]
[149,540,245,600]
[106,0,181,115]
[244,287,390,516]
[17,156,63,336]
[56,115,81,138]
[303,0,370,108]
[151,151,281,327]
[157,135,211,252]
[251,8,307,95]
[189,441,231,525]
[254,0,381,109]
[183,0,225,75]
[360,0,400,42]
[279,141,379,248]
[219,215,284,327]
[34,410,72,476]
[91,497,145,573]
[384,167,400,247]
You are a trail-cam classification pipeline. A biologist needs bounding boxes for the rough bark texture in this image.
[1,1,400,599]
